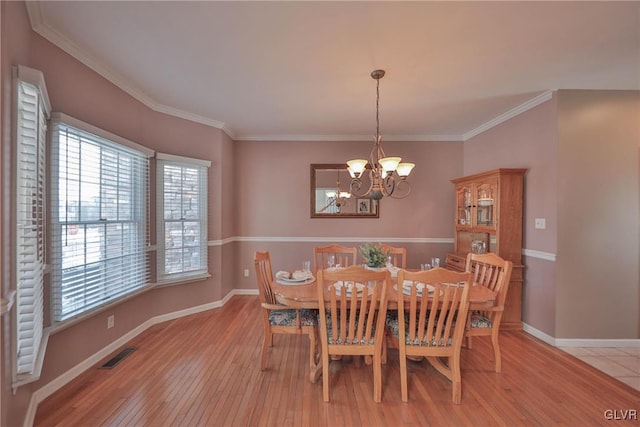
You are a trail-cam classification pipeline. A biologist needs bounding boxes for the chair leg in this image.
[373,353,382,403]
[261,330,271,370]
[322,349,330,402]
[308,327,321,383]
[381,331,388,364]
[399,349,409,402]
[491,328,502,373]
[451,352,462,404]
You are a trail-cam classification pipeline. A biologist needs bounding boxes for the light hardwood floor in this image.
[35,296,639,426]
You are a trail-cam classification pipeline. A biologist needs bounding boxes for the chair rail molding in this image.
[522,248,556,262]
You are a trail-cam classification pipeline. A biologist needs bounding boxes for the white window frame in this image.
[50,113,154,323]
[156,153,210,284]
[12,65,51,387]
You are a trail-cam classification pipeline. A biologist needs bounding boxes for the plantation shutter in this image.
[15,66,50,376]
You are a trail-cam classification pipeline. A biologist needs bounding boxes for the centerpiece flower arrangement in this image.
[360,243,389,268]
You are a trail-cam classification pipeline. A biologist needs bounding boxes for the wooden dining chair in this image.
[464,252,513,373]
[379,244,407,269]
[316,265,390,402]
[313,244,357,271]
[254,251,319,380]
[386,268,472,404]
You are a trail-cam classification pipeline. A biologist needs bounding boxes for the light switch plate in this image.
[534,218,546,229]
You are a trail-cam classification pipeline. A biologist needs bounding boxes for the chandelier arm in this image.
[349,170,374,198]
[388,178,412,199]
[382,174,396,197]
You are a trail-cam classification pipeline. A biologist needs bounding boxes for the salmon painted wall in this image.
[463,95,559,337]
[465,90,640,340]
[1,3,231,425]
[233,139,463,288]
[556,90,639,339]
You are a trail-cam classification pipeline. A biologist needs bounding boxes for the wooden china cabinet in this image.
[445,168,526,330]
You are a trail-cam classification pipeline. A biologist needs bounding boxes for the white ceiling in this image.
[27,1,640,141]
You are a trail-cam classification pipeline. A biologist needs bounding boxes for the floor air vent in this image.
[100,347,136,369]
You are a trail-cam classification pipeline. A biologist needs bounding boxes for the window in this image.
[157,153,210,282]
[14,66,50,382]
[50,113,153,322]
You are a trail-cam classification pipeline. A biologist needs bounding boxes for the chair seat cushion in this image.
[324,312,376,345]
[385,312,452,347]
[470,311,492,329]
[269,308,318,327]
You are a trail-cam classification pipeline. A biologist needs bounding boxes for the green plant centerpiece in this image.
[360,243,389,268]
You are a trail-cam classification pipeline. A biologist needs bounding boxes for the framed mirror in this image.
[310,164,379,218]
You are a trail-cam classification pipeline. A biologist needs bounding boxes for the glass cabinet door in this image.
[455,185,472,227]
[474,179,497,229]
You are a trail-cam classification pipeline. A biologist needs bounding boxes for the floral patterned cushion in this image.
[269,308,318,327]
[386,312,452,347]
[323,312,376,345]
[470,311,492,329]
[300,309,319,326]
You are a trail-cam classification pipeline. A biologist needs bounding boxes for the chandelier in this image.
[347,69,414,200]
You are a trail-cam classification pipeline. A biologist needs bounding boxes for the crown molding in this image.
[26,2,553,144]
[25,2,236,141]
[463,90,554,141]
[235,134,463,142]
[210,236,454,245]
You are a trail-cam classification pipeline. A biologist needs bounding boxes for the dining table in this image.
[271,268,498,382]
[271,269,498,310]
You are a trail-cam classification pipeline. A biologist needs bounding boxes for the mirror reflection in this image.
[310,164,379,218]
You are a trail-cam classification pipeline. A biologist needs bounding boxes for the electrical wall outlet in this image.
[243,268,249,277]
[534,218,546,229]
[107,315,115,329]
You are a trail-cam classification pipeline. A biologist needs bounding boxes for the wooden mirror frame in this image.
[310,164,379,218]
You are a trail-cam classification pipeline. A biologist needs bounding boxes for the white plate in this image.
[277,277,314,285]
[334,283,373,297]
[395,283,435,297]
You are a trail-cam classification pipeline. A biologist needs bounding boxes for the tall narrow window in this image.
[157,153,210,282]
[50,113,153,322]
[14,66,50,381]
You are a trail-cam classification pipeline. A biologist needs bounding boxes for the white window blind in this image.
[15,67,50,377]
[157,153,210,282]
[50,114,152,322]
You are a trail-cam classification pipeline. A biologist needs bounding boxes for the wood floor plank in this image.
[34,296,640,426]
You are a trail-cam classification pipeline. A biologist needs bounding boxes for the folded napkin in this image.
[292,270,314,280]
[386,265,400,277]
[275,271,290,280]
[334,281,365,292]
[275,270,314,281]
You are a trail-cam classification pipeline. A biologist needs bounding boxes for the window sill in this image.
[155,273,212,288]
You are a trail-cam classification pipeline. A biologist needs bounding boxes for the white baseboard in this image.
[23,289,251,427]
[522,322,557,346]
[522,323,640,348]
[555,338,640,348]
